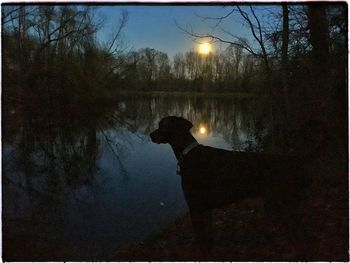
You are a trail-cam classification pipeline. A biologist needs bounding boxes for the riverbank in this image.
[112,150,348,261]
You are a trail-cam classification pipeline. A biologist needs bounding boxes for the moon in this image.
[198,42,211,55]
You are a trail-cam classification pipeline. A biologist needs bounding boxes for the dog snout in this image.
[149,130,156,142]
[150,129,163,143]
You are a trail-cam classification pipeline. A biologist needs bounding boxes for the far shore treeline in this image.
[2,4,347,150]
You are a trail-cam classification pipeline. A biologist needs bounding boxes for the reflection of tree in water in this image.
[3,102,127,221]
[3,94,260,222]
[115,94,261,150]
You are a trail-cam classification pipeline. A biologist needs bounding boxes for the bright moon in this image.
[198,43,211,55]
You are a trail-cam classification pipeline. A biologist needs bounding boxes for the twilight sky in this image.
[97,5,277,58]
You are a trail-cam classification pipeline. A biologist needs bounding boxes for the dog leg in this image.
[190,208,213,255]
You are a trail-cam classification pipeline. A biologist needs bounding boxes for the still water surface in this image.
[3,94,259,259]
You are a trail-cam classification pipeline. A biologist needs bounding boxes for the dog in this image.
[150,116,320,251]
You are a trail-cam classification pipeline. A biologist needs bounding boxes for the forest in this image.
[2,3,347,149]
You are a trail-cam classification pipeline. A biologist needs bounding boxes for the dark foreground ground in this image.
[114,149,348,261]
[3,140,348,261]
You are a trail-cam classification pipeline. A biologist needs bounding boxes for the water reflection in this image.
[196,124,208,137]
[3,94,261,260]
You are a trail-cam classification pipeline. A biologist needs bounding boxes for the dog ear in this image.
[177,117,193,132]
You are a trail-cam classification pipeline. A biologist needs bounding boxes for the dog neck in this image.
[169,133,198,160]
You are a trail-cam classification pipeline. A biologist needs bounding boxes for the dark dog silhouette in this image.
[150,116,319,251]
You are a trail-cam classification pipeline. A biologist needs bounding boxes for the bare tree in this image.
[104,9,129,57]
[177,5,272,74]
[173,53,186,79]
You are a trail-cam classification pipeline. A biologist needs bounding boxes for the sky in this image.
[96,5,277,58]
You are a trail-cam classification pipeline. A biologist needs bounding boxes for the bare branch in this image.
[176,20,263,59]
[2,6,36,26]
[219,26,260,57]
[235,6,260,46]
[47,9,81,39]
[195,7,236,29]
[106,9,128,55]
[235,5,270,71]
[1,6,21,25]
[249,5,264,43]
[196,7,235,21]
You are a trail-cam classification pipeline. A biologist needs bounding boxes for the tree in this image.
[173,53,186,79]
[281,4,290,122]
[2,4,129,111]
[307,4,330,121]
[155,52,171,81]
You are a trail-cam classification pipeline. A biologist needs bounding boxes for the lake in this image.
[3,94,261,260]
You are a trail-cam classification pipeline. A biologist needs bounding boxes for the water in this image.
[3,94,260,259]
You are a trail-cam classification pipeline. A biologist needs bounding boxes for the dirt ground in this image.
[113,151,348,261]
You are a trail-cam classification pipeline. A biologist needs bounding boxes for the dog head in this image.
[150,116,193,144]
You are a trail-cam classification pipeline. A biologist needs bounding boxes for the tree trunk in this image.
[281,4,290,124]
[309,5,329,64]
[308,4,330,122]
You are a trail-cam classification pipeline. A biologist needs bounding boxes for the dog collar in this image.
[182,141,199,156]
[177,142,199,175]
